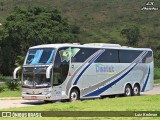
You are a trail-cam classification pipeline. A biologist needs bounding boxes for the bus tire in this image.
[133,84,140,96]
[69,89,79,102]
[124,84,132,97]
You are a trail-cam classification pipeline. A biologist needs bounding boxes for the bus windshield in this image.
[23,72,51,87]
[25,48,55,65]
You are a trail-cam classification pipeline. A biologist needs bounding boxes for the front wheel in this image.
[124,85,132,97]
[69,89,79,102]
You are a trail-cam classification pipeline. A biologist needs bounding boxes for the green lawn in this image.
[154,79,160,84]
[154,68,160,80]
[0,76,12,81]
[0,83,21,97]
[0,89,21,97]
[0,95,160,120]
[1,95,160,111]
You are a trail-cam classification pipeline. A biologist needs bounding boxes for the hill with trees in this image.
[0,0,159,75]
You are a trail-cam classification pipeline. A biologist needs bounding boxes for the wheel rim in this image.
[126,87,131,96]
[71,92,77,101]
[134,86,139,95]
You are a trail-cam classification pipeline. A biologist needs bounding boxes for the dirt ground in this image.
[0,100,44,109]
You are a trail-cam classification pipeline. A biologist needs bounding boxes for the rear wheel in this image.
[69,89,79,102]
[124,85,132,97]
[133,84,140,96]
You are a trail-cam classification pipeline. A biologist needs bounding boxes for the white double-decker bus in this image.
[13,43,154,101]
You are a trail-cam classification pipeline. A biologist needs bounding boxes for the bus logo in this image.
[96,64,114,74]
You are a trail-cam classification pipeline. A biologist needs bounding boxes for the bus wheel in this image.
[69,89,79,102]
[133,84,140,96]
[124,85,132,97]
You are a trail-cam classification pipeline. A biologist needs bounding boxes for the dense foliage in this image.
[0,0,159,76]
[121,25,140,46]
[0,86,5,92]
[5,80,20,90]
[0,6,78,75]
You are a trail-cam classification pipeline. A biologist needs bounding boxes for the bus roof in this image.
[29,43,152,51]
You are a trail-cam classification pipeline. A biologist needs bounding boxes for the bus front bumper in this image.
[22,93,52,100]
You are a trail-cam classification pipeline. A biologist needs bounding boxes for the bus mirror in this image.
[13,66,21,80]
[46,65,53,79]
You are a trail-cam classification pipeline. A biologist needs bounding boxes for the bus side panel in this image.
[96,63,128,95]
[100,63,153,96]
[141,62,154,92]
[100,65,145,96]
[80,62,153,98]
[80,63,127,97]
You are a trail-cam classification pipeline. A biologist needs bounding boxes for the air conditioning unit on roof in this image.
[83,43,121,47]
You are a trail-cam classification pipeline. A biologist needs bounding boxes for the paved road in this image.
[141,84,160,95]
[0,100,45,109]
[0,85,159,109]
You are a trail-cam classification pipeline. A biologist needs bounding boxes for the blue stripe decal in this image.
[84,63,137,97]
[73,49,105,85]
[141,67,150,92]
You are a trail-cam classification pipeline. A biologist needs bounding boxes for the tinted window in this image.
[119,50,142,63]
[71,48,98,62]
[95,49,119,63]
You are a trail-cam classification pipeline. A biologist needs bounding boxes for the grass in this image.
[0,76,12,81]
[0,83,21,97]
[154,79,160,84]
[0,95,160,119]
[154,68,160,84]
[0,89,21,97]
[154,68,160,80]
[1,95,160,111]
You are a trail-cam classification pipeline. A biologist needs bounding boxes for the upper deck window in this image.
[95,49,119,63]
[25,48,55,65]
[119,50,142,63]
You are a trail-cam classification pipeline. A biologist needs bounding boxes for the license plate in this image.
[31,96,37,100]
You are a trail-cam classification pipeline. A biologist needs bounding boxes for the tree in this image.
[121,25,140,46]
[15,56,25,67]
[0,2,4,11]
[0,6,78,75]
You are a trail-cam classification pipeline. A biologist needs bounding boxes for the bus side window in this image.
[119,50,142,63]
[95,49,119,63]
[71,48,97,63]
